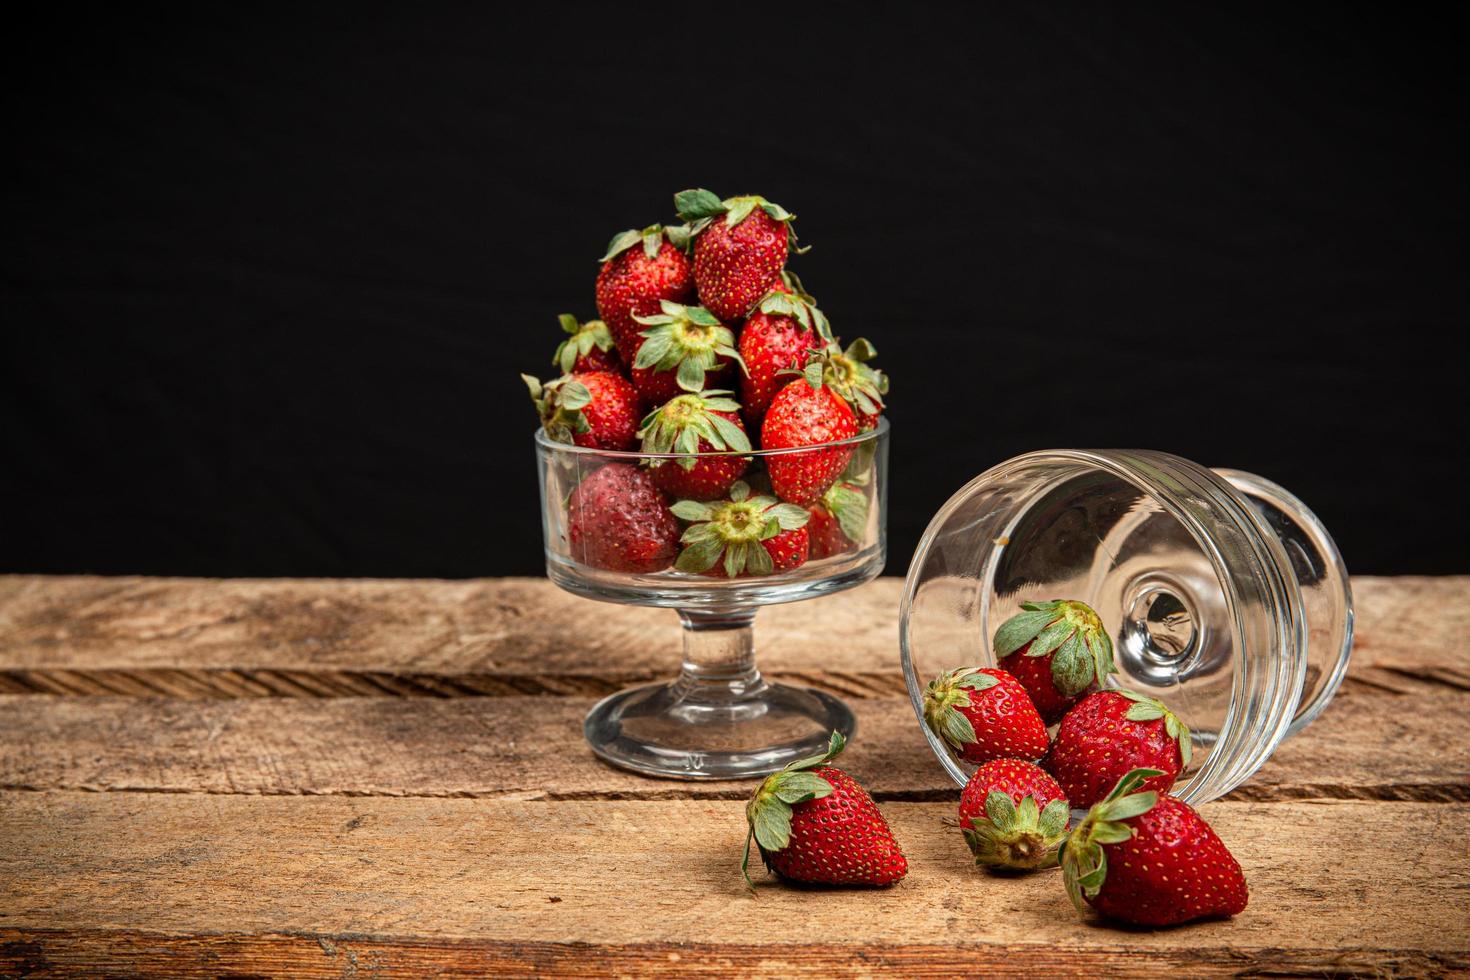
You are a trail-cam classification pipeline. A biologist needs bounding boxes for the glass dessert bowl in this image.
[536,419,888,779]
[900,449,1353,805]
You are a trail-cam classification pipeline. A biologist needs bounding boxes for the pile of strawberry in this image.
[523,190,887,578]
[742,599,1249,930]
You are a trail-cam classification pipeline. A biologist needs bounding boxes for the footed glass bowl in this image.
[900,450,1353,805]
[536,419,888,779]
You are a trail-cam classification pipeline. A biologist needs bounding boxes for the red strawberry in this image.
[742,731,907,887]
[737,274,830,427]
[815,337,888,431]
[628,301,743,407]
[922,667,1051,765]
[552,314,622,375]
[566,463,680,574]
[1061,768,1247,926]
[808,476,869,559]
[676,188,800,321]
[523,371,640,451]
[760,368,858,505]
[639,389,750,500]
[1042,689,1191,808]
[671,480,809,577]
[958,759,1070,871]
[994,599,1117,724]
[595,224,695,359]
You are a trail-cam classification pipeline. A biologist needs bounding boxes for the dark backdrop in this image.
[2,7,1461,577]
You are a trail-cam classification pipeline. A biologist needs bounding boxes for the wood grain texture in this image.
[1,576,1464,696]
[2,794,1467,953]
[2,687,1465,803]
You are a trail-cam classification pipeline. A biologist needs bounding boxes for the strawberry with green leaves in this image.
[815,337,888,431]
[638,389,750,500]
[923,667,1051,765]
[760,362,859,506]
[676,188,801,321]
[566,463,680,574]
[1042,690,1191,808]
[552,314,621,375]
[742,731,907,887]
[994,599,1117,724]
[1061,768,1248,926]
[672,481,809,577]
[595,224,694,359]
[958,759,1070,871]
[629,301,744,407]
[807,476,869,559]
[737,278,827,427]
[523,371,641,451]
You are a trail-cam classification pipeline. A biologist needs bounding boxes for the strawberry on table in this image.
[993,599,1117,724]
[1061,768,1248,926]
[595,224,695,360]
[760,363,859,506]
[523,370,641,451]
[566,463,680,574]
[742,731,907,887]
[958,759,1070,871]
[923,667,1050,765]
[638,389,751,501]
[552,314,621,375]
[628,301,744,407]
[672,480,809,577]
[676,188,800,321]
[807,476,869,559]
[1042,689,1191,808]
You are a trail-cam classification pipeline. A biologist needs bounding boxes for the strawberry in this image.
[1042,689,1191,808]
[595,224,695,359]
[742,731,907,887]
[807,476,869,559]
[1061,768,1247,926]
[566,463,680,574]
[675,188,801,321]
[638,389,751,500]
[671,480,809,577]
[552,314,621,375]
[760,366,859,506]
[523,371,640,451]
[993,599,1117,725]
[922,667,1051,765]
[958,759,1070,871]
[737,272,831,428]
[628,301,744,407]
[815,337,888,431]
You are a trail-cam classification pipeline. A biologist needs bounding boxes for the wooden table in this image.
[1,575,1467,977]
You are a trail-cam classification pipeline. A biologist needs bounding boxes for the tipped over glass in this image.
[535,419,888,779]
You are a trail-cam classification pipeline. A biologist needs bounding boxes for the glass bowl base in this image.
[583,680,856,780]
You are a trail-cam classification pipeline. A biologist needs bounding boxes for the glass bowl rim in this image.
[533,415,889,461]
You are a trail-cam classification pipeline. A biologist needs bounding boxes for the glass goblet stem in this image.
[672,609,767,706]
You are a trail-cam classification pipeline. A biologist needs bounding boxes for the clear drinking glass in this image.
[536,419,888,779]
[899,449,1353,804]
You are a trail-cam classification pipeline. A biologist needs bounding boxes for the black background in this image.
[3,7,1461,578]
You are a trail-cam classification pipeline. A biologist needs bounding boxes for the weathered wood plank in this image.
[0,794,1465,961]
[1,576,1463,696]
[1,687,1465,803]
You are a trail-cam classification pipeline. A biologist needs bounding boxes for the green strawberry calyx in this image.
[552,314,616,374]
[672,481,808,578]
[964,789,1071,871]
[637,390,751,472]
[816,338,888,419]
[522,373,593,445]
[599,223,692,263]
[632,300,749,391]
[922,667,1000,755]
[817,477,869,546]
[1119,690,1193,769]
[755,271,833,342]
[993,599,1117,698]
[673,188,805,253]
[742,730,845,886]
[1060,768,1162,913]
